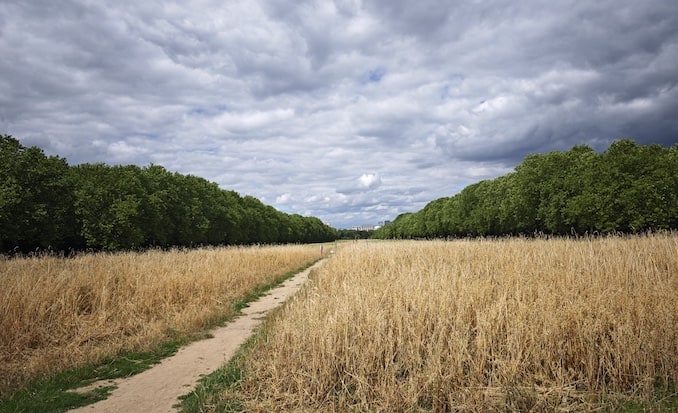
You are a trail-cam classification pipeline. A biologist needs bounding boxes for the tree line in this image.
[1,135,337,253]
[336,229,373,240]
[374,139,678,239]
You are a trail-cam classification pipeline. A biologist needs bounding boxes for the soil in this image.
[69,259,326,413]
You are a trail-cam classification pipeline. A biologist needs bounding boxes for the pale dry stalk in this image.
[0,244,320,394]
[232,235,678,412]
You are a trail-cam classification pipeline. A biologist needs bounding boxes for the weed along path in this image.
[70,259,327,413]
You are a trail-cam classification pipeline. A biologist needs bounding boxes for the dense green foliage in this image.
[374,139,678,239]
[0,135,336,252]
[336,229,373,240]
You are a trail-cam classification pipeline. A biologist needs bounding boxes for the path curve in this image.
[70,259,326,413]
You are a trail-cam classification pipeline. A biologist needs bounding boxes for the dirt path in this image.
[70,259,326,413]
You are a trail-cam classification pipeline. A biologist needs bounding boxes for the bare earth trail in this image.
[71,259,327,413]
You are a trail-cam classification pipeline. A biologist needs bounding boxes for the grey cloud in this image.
[1,0,676,228]
[364,0,458,40]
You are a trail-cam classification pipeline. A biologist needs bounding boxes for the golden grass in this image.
[0,244,321,394]
[226,235,678,412]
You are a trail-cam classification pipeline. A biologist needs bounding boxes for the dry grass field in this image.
[0,244,321,395]
[222,235,677,412]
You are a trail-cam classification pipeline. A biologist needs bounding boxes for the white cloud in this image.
[275,193,292,204]
[358,173,382,189]
[211,109,295,133]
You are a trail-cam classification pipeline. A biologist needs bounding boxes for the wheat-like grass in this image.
[0,244,320,394]
[230,235,677,412]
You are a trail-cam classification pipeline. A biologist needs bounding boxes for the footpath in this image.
[70,259,326,413]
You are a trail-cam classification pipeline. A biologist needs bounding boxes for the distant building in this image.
[350,220,391,231]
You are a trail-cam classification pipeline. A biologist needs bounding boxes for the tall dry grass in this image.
[0,244,321,394]
[228,235,677,412]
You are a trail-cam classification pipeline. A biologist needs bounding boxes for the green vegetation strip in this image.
[0,260,319,413]
[0,339,185,413]
[178,331,257,413]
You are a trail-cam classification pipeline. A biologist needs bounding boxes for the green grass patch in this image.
[601,389,678,412]
[0,338,184,413]
[177,334,256,413]
[0,259,320,413]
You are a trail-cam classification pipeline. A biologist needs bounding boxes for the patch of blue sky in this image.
[367,68,385,83]
[440,85,450,100]
[188,104,229,116]
[126,132,160,140]
[440,74,465,100]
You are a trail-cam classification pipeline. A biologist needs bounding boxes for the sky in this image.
[1,1,677,229]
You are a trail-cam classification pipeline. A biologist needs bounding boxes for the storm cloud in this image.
[1,0,676,228]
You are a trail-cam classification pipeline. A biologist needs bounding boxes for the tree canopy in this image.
[373,139,678,239]
[1,135,337,253]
